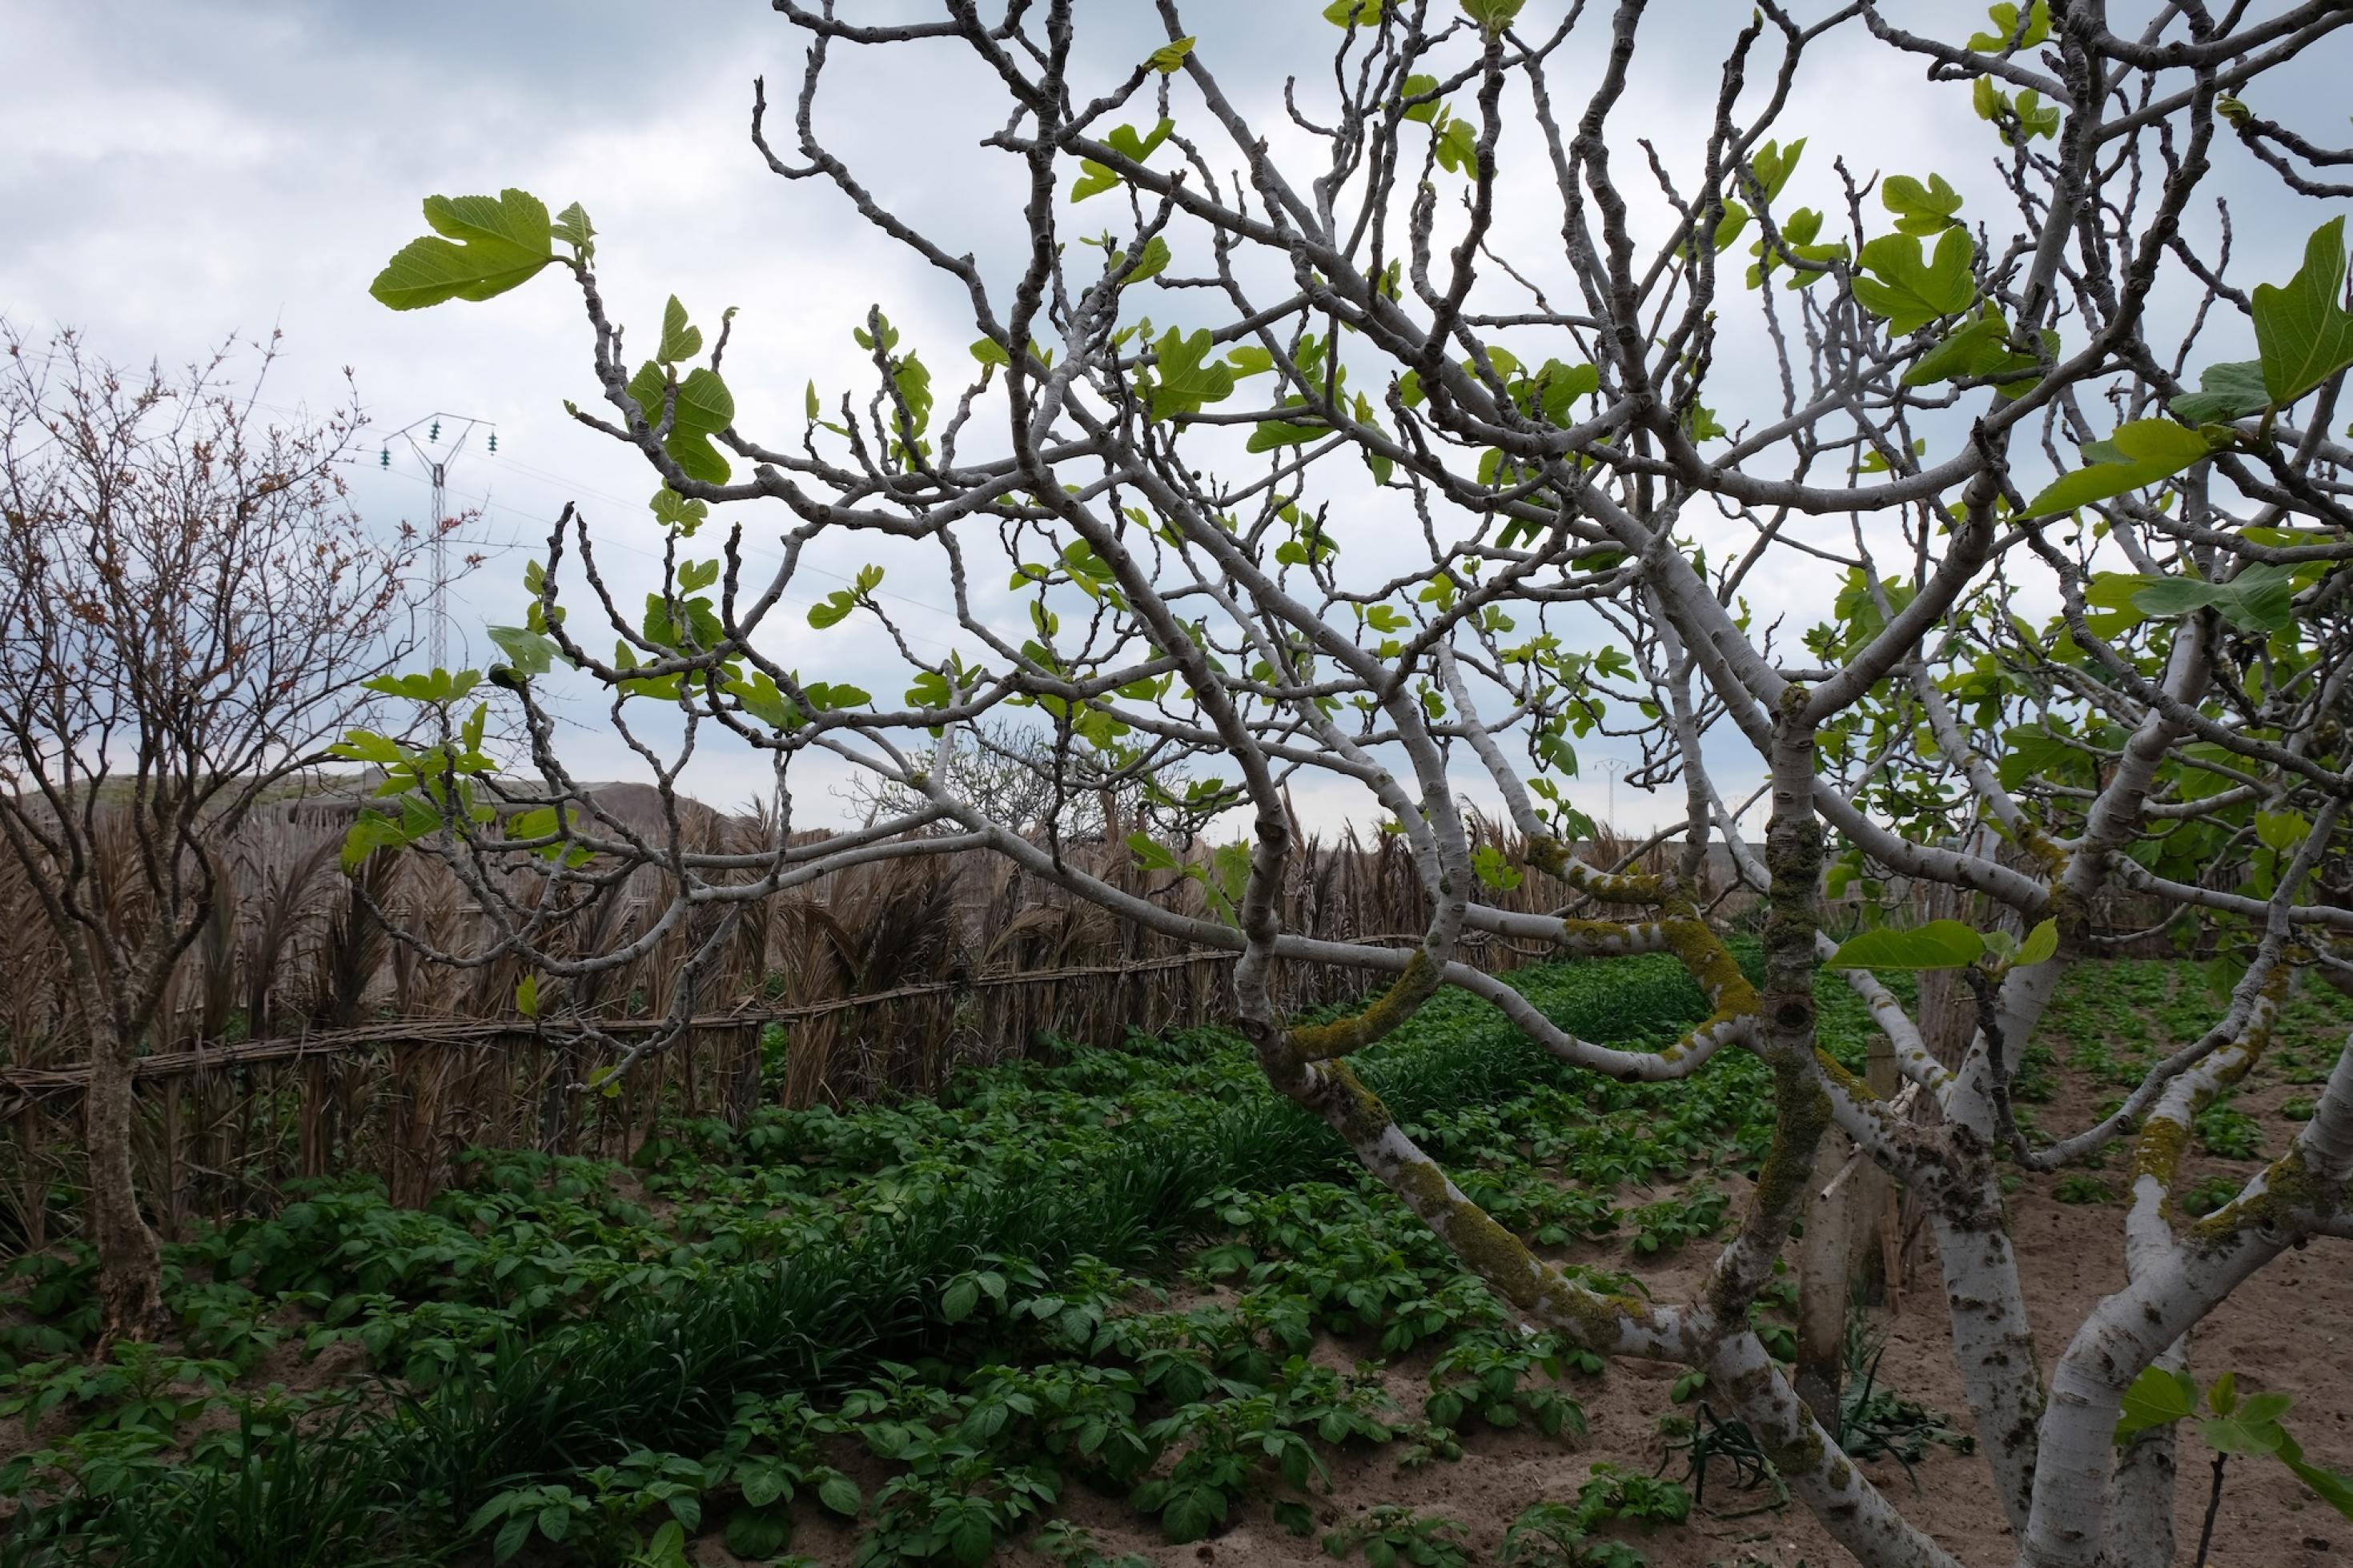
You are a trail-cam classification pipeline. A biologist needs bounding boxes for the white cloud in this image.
[6,0,2340,834]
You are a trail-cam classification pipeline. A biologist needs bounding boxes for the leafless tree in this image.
[0,327,422,1338]
[832,716,1187,844]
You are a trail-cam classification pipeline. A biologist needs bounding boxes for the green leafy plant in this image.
[370,189,572,310]
[2054,1173,2115,1205]
[1825,917,2057,973]
[2193,1104,2263,1161]
[709,1391,860,1559]
[1032,1518,1150,1568]
[12,945,2345,1566]
[1627,1186,1729,1255]
[0,1346,234,1439]
[1836,1321,1973,1486]
[1424,1329,1587,1438]
[1657,1402,1784,1512]
[1498,1490,1664,1568]
[1323,1506,1472,1568]
[1849,228,1978,335]
[1131,1361,1390,1543]
[2115,1367,2353,1562]
[467,1481,596,1563]
[1571,1463,1691,1527]
[2179,1175,2244,1217]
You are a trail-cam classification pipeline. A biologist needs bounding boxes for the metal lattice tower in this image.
[379,413,496,670]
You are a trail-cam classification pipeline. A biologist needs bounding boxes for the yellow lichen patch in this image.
[1663,1009,1741,1063]
[2130,988,2279,1217]
[2016,828,2066,876]
[1525,836,1568,876]
[1749,1074,1832,1224]
[2130,1115,2189,1190]
[1532,1270,1649,1349]
[2190,1149,2347,1248]
[1305,1058,1403,1153]
[1286,949,1434,1061]
[2042,883,2090,943]
[1708,1047,1833,1320]
[1660,916,1757,1015]
[1527,835,1664,903]
[1554,916,1650,952]
[1811,1046,1870,1102]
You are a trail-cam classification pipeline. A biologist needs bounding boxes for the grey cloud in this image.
[9,1,2349,828]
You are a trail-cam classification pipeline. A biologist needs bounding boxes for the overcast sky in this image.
[7,1,2345,835]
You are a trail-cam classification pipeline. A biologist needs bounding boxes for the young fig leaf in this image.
[658,295,703,364]
[2020,419,2223,520]
[1825,920,1986,971]
[372,189,556,311]
[2252,217,2353,408]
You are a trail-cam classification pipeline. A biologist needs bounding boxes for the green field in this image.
[1,953,2339,1566]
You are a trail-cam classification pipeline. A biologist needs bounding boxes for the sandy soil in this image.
[717,1123,2353,1568]
[839,1024,2350,1568]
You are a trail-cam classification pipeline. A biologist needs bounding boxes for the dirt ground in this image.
[744,1202,2347,1568]
[15,1162,2347,1568]
[762,1010,2353,1568]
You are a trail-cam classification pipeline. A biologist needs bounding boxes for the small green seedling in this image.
[2115,1367,2353,1565]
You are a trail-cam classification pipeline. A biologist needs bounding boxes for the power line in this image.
[486,449,966,621]
[326,402,974,657]
[368,465,530,557]
[309,395,974,625]
[378,456,968,660]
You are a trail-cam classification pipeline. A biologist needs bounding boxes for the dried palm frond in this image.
[318,853,398,1029]
[243,832,339,1039]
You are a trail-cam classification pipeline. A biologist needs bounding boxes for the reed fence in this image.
[2,776,2202,1255]
[0,785,1649,1249]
